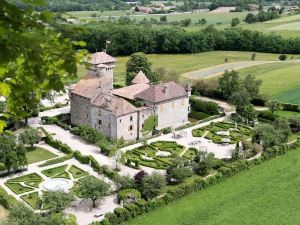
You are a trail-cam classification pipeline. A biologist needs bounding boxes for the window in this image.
[98,120,102,125]
[130,116,133,121]
[129,125,134,131]
[172,102,175,108]
[160,104,164,111]
[119,119,122,123]
[181,99,185,106]
[108,123,111,129]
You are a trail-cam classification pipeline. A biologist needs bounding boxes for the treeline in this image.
[59,23,300,55]
[7,0,128,11]
[245,11,280,23]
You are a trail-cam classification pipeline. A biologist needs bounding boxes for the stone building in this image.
[70,51,191,141]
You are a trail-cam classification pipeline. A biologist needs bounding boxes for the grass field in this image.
[76,51,289,86]
[124,147,300,225]
[238,62,300,104]
[26,147,58,164]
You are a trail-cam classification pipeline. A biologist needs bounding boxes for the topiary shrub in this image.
[117,189,141,204]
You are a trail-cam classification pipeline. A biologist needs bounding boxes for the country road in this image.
[180,60,300,80]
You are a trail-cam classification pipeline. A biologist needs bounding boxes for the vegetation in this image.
[0,132,27,173]
[20,192,40,210]
[126,52,159,85]
[19,128,41,147]
[237,63,300,104]
[25,147,58,164]
[5,173,43,194]
[42,190,74,213]
[192,122,253,144]
[61,23,300,56]
[122,145,300,225]
[189,97,219,120]
[125,141,194,170]
[0,0,81,129]
[68,165,88,179]
[41,165,68,177]
[77,175,110,208]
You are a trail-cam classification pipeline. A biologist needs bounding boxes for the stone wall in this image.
[70,93,91,126]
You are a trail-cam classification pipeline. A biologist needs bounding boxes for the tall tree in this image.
[241,104,257,125]
[218,70,240,99]
[125,52,156,85]
[243,74,262,99]
[230,88,251,114]
[141,172,166,200]
[42,190,75,214]
[0,0,83,130]
[19,128,41,147]
[0,132,27,172]
[266,100,281,114]
[78,176,110,208]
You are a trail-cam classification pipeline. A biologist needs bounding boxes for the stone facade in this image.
[70,52,191,141]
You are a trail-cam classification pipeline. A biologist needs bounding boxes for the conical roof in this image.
[131,71,150,84]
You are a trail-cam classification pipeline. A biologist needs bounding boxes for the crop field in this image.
[67,10,248,25]
[92,51,287,86]
[124,147,300,225]
[238,62,300,104]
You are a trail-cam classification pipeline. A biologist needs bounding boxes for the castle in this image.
[70,52,191,141]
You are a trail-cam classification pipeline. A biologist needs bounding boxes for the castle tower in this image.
[87,51,116,91]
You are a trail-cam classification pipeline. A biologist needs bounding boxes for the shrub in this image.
[117,189,141,204]
[39,154,73,167]
[257,110,277,121]
[189,111,209,120]
[73,150,90,164]
[0,187,19,209]
[44,134,73,154]
[189,97,219,115]
[281,103,300,112]
[279,54,287,61]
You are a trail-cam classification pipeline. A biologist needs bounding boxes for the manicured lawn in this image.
[124,147,300,225]
[5,173,43,195]
[237,62,300,104]
[76,51,285,86]
[274,110,300,119]
[21,192,40,210]
[53,171,70,179]
[41,165,68,177]
[68,165,88,179]
[5,182,34,195]
[26,147,58,164]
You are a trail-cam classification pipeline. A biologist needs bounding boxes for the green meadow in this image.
[238,62,300,104]
[124,147,300,225]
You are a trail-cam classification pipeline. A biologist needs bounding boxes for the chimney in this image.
[162,84,168,95]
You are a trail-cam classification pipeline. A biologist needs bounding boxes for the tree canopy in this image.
[0,0,83,130]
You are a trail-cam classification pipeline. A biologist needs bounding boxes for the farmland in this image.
[124,147,300,225]
[66,10,300,38]
[76,51,292,86]
[238,63,300,104]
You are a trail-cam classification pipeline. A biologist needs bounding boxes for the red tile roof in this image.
[135,81,188,103]
[71,76,107,99]
[131,71,150,84]
[92,94,137,117]
[113,83,150,100]
[89,52,116,65]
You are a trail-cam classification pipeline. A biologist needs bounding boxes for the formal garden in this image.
[4,164,95,209]
[125,141,198,170]
[192,122,253,144]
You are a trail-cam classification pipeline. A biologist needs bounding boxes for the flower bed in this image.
[5,173,43,194]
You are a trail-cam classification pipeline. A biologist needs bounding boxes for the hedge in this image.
[44,134,73,155]
[73,150,90,164]
[38,154,73,167]
[189,97,219,116]
[189,111,209,120]
[92,138,300,225]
